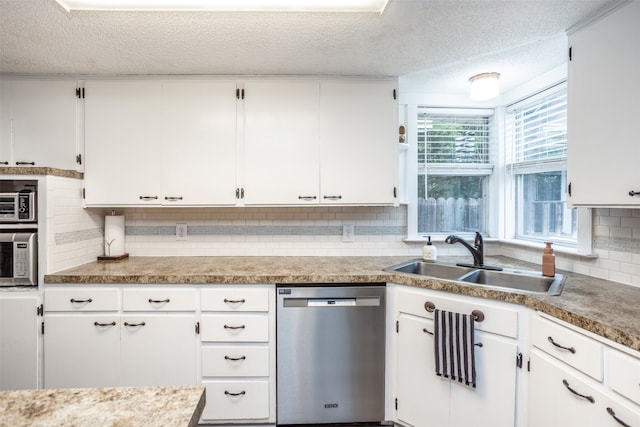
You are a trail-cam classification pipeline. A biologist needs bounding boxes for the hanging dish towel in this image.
[434,309,477,388]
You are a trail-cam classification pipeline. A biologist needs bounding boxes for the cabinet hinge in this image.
[516,352,523,369]
[393,89,397,100]
[41,322,45,335]
[76,154,82,165]
[396,320,399,333]
[569,46,572,61]
[395,398,398,410]
[75,87,85,99]
[37,304,44,316]
[195,322,200,335]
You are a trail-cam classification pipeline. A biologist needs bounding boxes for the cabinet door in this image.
[44,314,120,388]
[319,80,397,205]
[0,79,12,165]
[529,350,600,427]
[567,1,640,206]
[120,314,197,387]
[449,331,517,427]
[7,80,78,170]
[396,313,449,427]
[0,296,39,390]
[242,80,320,205]
[161,80,238,205]
[84,80,162,205]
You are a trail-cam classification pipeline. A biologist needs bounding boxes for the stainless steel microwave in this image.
[0,191,36,223]
[0,233,37,287]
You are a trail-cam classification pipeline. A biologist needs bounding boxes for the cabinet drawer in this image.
[201,314,269,342]
[607,349,640,405]
[202,346,269,377]
[201,288,269,312]
[201,380,270,421]
[531,315,603,381]
[45,288,119,312]
[122,289,196,311]
[395,286,519,338]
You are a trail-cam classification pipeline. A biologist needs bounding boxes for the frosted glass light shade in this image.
[54,0,389,12]
[469,72,500,101]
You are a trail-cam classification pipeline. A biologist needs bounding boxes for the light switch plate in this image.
[176,223,188,241]
[342,224,355,242]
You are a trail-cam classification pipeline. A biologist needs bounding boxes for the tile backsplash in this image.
[49,180,640,288]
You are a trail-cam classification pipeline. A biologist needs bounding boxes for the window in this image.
[416,109,494,236]
[508,84,576,244]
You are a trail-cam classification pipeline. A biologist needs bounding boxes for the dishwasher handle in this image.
[283,296,380,308]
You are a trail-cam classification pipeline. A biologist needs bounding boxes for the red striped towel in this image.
[434,309,477,388]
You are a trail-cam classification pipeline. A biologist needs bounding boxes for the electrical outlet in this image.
[176,223,188,241]
[342,224,355,242]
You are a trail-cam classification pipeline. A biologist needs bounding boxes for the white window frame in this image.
[406,106,497,241]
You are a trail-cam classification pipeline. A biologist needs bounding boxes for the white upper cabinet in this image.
[83,77,397,207]
[566,1,640,207]
[161,80,238,206]
[0,79,78,170]
[320,80,397,205]
[84,80,163,205]
[242,80,320,205]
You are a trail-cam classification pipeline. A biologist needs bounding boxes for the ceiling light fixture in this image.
[469,72,500,101]
[53,0,389,13]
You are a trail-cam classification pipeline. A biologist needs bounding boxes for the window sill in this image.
[403,236,499,244]
[498,238,598,259]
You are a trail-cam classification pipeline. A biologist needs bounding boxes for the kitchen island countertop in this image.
[45,255,640,352]
[0,385,205,427]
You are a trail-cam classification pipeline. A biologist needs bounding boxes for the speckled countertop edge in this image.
[44,255,640,352]
[0,167,82,179]
[0,385,205,427]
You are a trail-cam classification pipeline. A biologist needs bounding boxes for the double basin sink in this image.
[385,259,566,296]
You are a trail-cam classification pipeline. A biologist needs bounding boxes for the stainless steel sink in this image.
[459,269,565,295]
[387,260,474,280]
[385,259,566,295]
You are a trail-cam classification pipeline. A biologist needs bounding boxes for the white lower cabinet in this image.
[528,313,640,427]
[393,284,521,427]
[43,287,197,389]
[199,285,276,424]
[44,314,121,388]
[0,294,40,390]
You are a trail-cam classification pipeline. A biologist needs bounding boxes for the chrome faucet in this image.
[444,232,484,267]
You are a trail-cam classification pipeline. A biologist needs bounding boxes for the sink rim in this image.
[384,258,566,296]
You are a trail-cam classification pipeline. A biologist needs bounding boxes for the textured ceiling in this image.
[0,0,623,95]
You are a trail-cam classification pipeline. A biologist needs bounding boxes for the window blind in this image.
[417,113,491,165]
[512,91,567,163]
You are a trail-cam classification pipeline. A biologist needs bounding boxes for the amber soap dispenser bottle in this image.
[542,242,556,277]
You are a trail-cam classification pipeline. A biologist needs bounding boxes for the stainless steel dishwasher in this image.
[276,284,386,425]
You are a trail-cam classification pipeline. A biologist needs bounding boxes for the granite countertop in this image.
[45,255,640,352]
[0,167,82,179]
[0,385,205,427]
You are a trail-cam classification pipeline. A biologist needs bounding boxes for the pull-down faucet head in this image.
[444,231,484,267]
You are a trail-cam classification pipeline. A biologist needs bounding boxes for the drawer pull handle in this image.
[607,407,631,427]
[423,328,434,335]
[224,390,246,397]
[139,195,159,201]
[94,321,116,327]
[224,298,246,304]
[70,298,93,304]
[148,298,170,304]
[298,195,317,200]
[224,325,246,330]
[224,355,247,361]
[562,379,595,403]
[548,336,576,353]
[124,322,146,327]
